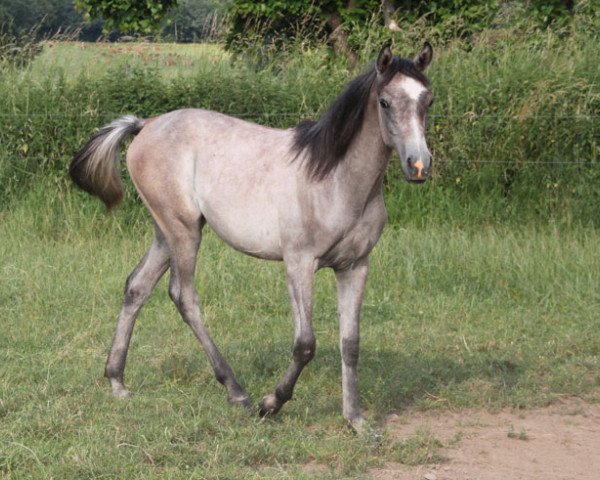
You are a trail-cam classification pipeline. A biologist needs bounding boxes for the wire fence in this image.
[0,112,599,119]
[0,155,596,167]
[1,112,597,167]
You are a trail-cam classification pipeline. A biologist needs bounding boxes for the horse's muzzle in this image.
[406,157,432,183]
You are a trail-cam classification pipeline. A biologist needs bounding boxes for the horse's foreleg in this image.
[259,257,316,416]
[105,231,170,398]
[167,226,250,408]
[335,257,369,427]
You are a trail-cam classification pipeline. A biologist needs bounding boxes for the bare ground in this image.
[370,398,600,480]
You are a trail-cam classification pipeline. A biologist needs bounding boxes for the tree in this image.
[0,0,40,35]
[0,0,93,38]
[226,0,381,67]
[227,0,581,59]
[161,0,230,42]
[74,0,179,34]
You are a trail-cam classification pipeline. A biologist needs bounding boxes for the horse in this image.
[70,41,434,430]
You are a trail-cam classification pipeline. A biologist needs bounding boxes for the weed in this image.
[389,428,446,465]
[507,425,530,441]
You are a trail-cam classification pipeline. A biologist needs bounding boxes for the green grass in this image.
[1,188,599,478]
[30,41,232,80]
[388,429,446,465]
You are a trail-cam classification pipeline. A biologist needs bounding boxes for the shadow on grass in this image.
[357,346,523,413]
[157,342,524,417]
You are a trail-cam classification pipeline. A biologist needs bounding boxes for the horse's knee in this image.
[123,276,150,307]
[168,281,198,324]
[341,337,359,367]
[293,336,316,364]
[167,281,180,308]
[168,277,186,310]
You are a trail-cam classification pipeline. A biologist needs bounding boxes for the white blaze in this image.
[398,76,427,101]
[398,76,427,152]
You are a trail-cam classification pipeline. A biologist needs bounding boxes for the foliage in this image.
[160,0,231,42]
[74,0,178,34]
[0,0,229,41]
[226,0,381,50]
[0,0,86,36]
[226,0,592,51]
[391,0,579,35]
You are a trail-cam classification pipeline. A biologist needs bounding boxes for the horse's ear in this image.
[376,40,393,74]
[414,42,433,72]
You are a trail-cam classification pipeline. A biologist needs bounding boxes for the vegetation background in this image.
[1,1,599,478]
[1,0,599,225]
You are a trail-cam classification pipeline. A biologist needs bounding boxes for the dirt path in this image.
[370,398,600,480]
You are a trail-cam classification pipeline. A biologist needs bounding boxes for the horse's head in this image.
[375,42,433,183]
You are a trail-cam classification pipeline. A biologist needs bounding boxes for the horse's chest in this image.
[318,198,387,270]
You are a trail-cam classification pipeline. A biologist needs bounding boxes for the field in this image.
[1,34,600,478]
[2,192,600,478]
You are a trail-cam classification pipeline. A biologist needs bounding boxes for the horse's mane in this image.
[292,57,429,180]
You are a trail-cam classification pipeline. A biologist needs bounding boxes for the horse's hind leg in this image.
[165,219,250,408]
[105,227,170,398]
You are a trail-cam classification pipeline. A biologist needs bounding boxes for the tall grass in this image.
[1,14,599,225]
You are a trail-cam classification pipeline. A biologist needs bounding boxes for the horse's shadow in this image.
[158,343,523,416]
[300,345,523,416]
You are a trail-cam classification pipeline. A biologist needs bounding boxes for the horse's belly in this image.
[201,201,284,260]
[193,155,292,261]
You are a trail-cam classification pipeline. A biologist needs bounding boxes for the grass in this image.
[30,41,232,80]
[388,429,446,465]
[1,188,599,477]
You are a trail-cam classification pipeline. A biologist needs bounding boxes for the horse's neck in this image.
[334,98,391,205]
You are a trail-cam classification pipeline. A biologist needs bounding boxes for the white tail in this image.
[69,115,145,209]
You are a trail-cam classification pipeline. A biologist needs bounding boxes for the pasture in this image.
[2,189,600,477]
[1,38,599,478]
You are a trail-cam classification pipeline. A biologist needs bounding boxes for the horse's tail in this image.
[69,115,145,209]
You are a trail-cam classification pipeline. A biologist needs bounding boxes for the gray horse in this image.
[70,42,434,430]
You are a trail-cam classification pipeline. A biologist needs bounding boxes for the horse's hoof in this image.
[349,418,382,445]
[108,377,132,399]
[112,386,132,399]
[229,395,252,411]
[258,394,281,417]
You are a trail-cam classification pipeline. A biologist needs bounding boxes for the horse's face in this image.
[376,43,433,183]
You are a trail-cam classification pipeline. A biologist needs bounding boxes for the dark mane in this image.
[292,57,429,179]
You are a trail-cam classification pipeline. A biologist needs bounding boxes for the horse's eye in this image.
[379,99,390,109]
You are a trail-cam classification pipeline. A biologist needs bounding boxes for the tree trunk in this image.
[325,10,358,70]
[382,0,401,32]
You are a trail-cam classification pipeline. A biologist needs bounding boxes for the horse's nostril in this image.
[413,159,424,178]
[406,157,429,179]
